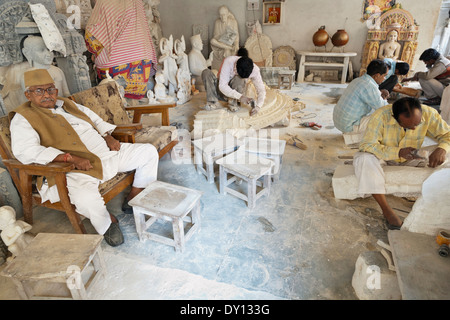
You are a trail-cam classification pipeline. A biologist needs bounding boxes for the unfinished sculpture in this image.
[188,34,213,92]
[244,21,273,67]
[0,206,33,261]
[154,72,176,104]
[143,0,163,57]
[159,35,178,98]
[193,85,305,139]
[272,46,296,71]
[175,36,192,105]
[402,169,450,236]
[360,4,418,75]
[210,5,239,71]
[1,35,71,113]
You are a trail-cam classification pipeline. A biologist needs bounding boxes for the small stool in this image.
[129,181,202,252]
[277,70,296,90]
[192,133,243,183]
[242,137,286,182]
[1,233,105,300]
[216,150,274,209]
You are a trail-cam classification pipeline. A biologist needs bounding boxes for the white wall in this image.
[159,0,443,74]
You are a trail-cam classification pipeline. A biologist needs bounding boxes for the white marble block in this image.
[332,164,436,200]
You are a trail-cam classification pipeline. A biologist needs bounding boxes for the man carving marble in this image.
[378,30,401,61]
[210,5,239,71]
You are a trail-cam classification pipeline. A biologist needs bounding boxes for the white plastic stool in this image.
[129,181,203,252]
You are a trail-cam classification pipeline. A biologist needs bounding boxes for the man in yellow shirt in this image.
[353,97,450,229]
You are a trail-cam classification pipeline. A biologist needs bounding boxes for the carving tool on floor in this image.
[300,122,322,130]
[436,230,450,257]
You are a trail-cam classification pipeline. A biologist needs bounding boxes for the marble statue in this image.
[1,35,71,113]
[154,71,175,103]
[0,206,33,261]
[188,34,213,91]
[175,35,191,105]
[159,35,178,97]
[378,29,402,60]
[210,5,239,71]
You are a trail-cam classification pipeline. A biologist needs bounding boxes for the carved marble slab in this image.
[272,45,296,70]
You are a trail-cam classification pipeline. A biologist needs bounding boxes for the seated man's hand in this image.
[380,89,389,100]
[399,147,417,160]
[428,147,447,168]
[70,155,93,171]
[104,134,121,151]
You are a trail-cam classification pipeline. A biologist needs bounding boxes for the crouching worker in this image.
[9,69,159,246]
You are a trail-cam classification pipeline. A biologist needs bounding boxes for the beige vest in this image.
[10,97,104,186]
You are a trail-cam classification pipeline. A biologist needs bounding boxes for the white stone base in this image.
[332,164,436,200]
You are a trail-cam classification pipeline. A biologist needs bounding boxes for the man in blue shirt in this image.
[379,58,410,94]
[333,59,389,144]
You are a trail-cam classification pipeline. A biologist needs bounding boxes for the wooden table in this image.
[296,51,357,84]
[388,230,450,299]
[1,233,105,300]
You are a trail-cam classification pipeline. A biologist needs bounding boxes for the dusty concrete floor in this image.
[0,82,415,300]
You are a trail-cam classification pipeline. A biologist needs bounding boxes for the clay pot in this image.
[331,29,349,47]
[312,26,329,47]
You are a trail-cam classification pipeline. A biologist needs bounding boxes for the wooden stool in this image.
[277,70,296,90]
[1,233,105,300]
[192,133,242,183]
[129,181,202,252]
[216,150,274,209]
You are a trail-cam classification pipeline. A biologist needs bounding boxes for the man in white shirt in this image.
[9,69,159,246]
[201,48,266,116]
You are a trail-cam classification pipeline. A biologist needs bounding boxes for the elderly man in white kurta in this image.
[9,69,159,247]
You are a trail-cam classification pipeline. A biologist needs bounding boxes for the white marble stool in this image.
[1,233,105,300]
[192,133,243,183]
[129,181,203,252]
[216,150,274,209]
[277,70,296,90]
[242,137,286,181]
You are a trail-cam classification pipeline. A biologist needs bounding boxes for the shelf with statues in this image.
[262,1,284,25]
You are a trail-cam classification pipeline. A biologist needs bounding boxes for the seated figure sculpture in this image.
[378,30,402,61]
[210,5,239,71]
[0,206,33,260]
[1,35,71,113]
[188,34,213,91]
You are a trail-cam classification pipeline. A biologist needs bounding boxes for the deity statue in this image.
[188,34,213,91]
[378,29,402,60]
[159,35,178,97]
[175,36,191,104]
[210,5,239,71]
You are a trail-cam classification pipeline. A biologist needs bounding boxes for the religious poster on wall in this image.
[268,6,280,24]
[362,0,396,20]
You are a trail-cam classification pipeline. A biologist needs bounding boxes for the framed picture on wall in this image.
[263,1,282,25]
[363,0,396,20]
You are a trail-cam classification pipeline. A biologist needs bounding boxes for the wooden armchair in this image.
[0,116,135,234]
[70,82,178,159]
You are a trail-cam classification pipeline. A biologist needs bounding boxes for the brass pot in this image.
[331,29,349,47]
[312,26,329,47]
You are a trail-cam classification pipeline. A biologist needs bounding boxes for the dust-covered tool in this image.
[436,230,450,257]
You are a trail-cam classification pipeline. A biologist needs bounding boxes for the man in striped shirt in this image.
[333,59,389,144]
[353,97,450,229]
